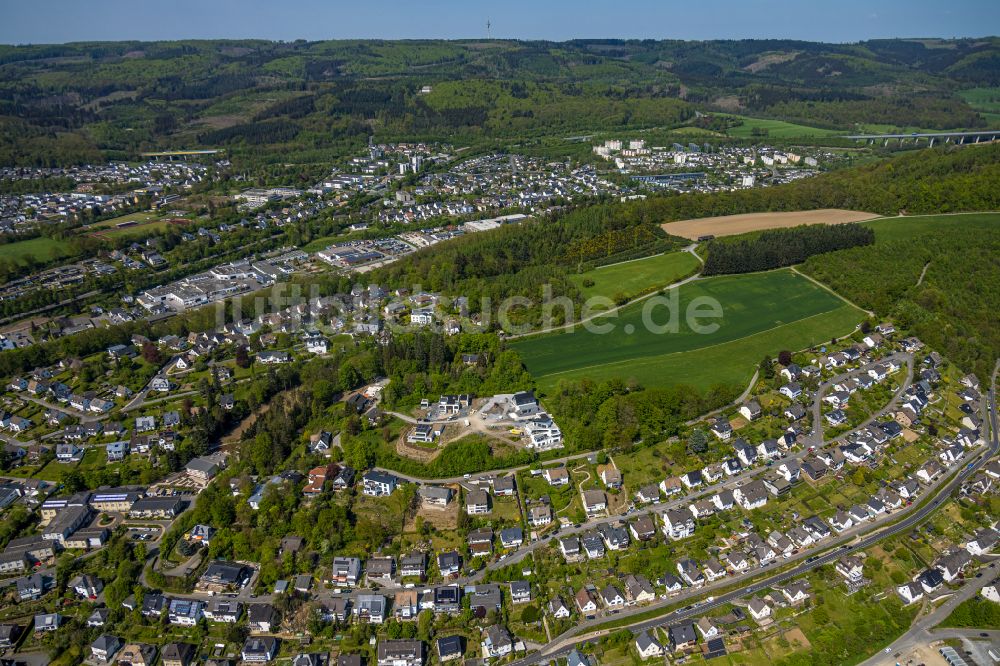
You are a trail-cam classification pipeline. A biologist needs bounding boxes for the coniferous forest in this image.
[701,224,876,275]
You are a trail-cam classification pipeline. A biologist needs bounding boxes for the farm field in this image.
[0,235,76,265]
[721,114,840,138]
[568,250,701,302]
[513,269,864,392]
[661,208,879,240]
[958,86,1000,126]
[863,210,1000,240]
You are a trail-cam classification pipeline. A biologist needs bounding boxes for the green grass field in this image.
[568,251,701,302]
[721,114,840,139]
[85,211,160,229]
[959,87,1000,126]
[513,269,863,391]
[0,236,75,265]
[80,211,183,239]
[99,219,177,239]
[864,211,999,239]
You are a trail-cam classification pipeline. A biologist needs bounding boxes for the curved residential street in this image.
[497,364,1000,666]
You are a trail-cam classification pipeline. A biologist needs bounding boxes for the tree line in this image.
[702,223,875,275]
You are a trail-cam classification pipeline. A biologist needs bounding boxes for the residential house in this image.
[600,584,625,608]
[581,489,607,516]
[781,581,811,605]
[937,550,973,583]
[246,603,279,633]
[575,588,598,616]
[500,527,524,549]
[437,636,463,662]
[739,400,762,422]
[366,557,396,585]
[242,637,279,663]
[635,631,664,659]
[509,581,531,604]
[669,623,698,652]
[677,559,705,587]
[162,642,196,666]
[696,617,720,640]
[544,468,569,486]
[748,598,771,622]
[437,551,461,577]
[629,515,657,541]
[967,527,1000,556]
[663,509,695,540]
[331,557,362,587]
[377,640,423,666]
[897,581,925,605]
[466,489,491,515]
[623,574,656,604]
[363,471,398,496]
[481,625,513,659]
[90,634,122,664]
[354,594,388,624]
[548,597,571,619]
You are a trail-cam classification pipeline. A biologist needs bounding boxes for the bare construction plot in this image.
[662,208,879,240]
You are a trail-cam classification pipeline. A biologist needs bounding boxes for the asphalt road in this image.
[808,351,914,447]
[857,566,1000,666]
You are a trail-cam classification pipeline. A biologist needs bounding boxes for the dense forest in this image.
[0,38,997,167]
[702,223,875,275]
[803,213,1000,381]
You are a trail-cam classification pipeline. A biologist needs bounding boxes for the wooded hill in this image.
[1,38,997,167]
[803,213,1000,382]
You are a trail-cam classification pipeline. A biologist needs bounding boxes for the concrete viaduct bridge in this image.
[844,130,1000,147]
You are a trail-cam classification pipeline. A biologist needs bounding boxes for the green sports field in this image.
[568,251,701,302]
[79,211,182,239]
[85,211,160,229]
[513,269,864,391]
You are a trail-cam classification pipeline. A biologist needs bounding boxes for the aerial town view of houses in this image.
[0,8,999,666]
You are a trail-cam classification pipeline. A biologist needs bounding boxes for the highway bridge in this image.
[844,129,1000,147]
